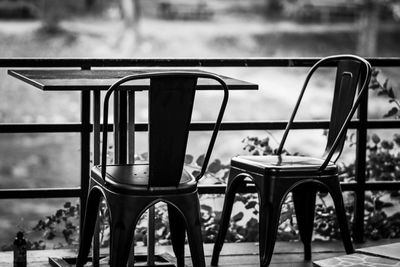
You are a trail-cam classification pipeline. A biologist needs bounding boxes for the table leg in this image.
[128,90,136,267]
[147,206,156,265]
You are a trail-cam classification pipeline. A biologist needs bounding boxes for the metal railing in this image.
[0,57,399,243]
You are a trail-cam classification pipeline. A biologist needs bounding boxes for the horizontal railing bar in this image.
[367,119,400,128]
[341,181,400,191]
[0,188,81,199]
[1,181,399,199]
[198,181,400,194]
[1,57,400,68]
[128,119,400,131]
[0,123,86,133]
[0,119,398,133]
[198,184,256,194]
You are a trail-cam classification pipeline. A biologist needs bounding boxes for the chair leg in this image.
[173,192,206,267]
[107,196,149,267]
[292,184,317,261]
[168,204,186,267]
[258,187,286,267]
[76,188,102,267]
[325,179,354,254]
[211,175,241,266]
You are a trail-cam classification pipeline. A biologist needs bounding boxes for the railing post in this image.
[80,66,91,244]
[92,90,101,267]
[354,71,368,243]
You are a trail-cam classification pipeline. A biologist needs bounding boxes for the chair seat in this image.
[231,155,338,176]
[91,163,197,193]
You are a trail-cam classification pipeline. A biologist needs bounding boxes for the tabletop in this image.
[8,69,258,91]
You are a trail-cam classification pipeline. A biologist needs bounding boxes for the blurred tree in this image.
[118,0,142,51]
[265,0,283,18]
[120,0,141,28]
[357,0,400,56]
[40,0,63,33]
[85,0,96,9]
[358,0,380,56]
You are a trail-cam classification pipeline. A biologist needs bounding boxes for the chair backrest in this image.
[101,71,229,188]
[277,55,372,170]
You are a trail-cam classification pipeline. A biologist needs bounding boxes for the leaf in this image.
[260,137,269,147]
[375,199,387,210]
[64,202,71,208]
[318,191,328,198]
[245,200,258,209]
[55,209,64,218]
[383,107,398,118]
[370,81,380,90]
[184,154,193,164]
[200,204,213,213]
[388,88,395,99]
[383,78,389,89]
[196,154,205,167]
[46,231,56,240]
[232,212,244,222]
[377,90,387,96]
[371,134,381,144]
[382,202,394,209]
[207,159,222,173]
[393,134,400,147]
[191,170,200,177]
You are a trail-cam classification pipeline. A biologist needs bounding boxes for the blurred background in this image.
[1,0,400,250]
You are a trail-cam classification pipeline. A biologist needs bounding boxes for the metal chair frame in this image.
[77,71,229,267]
[211,55,372,267]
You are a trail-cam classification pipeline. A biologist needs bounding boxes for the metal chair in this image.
[211,55,372,267]
[77,71,229,267]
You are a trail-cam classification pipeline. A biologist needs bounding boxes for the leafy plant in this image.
[370,68,400,119]
[32,201,80,248]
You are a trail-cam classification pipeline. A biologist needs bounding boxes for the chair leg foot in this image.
[326,180,355,255]
[292,185,316,261]
[304,244,312,261]
[211,176,240,266]
[168,204,186,267]
[172,193,206,267]
[77,188,102,267]
[259,201,283,267]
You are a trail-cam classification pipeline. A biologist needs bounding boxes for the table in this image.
[8,68,258,266]
[8,69,257,91]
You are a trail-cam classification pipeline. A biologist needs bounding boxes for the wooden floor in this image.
[1,239,399,266]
